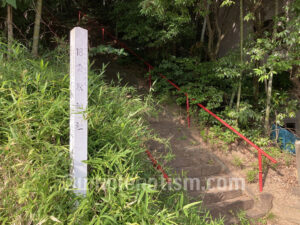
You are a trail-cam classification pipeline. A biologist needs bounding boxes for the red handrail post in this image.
[258,151,263,192]
[186,94,190,128]
[145,150,171,183]
[102,28,105,42]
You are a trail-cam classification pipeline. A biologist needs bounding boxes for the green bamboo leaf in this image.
[5,0,17,8]
[182,201,202,211]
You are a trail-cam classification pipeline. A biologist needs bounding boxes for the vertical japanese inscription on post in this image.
[70,27,88,195]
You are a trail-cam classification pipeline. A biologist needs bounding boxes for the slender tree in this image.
[7,3,13,55]
[32,0,43,57]
[203,0,225,61]
[2,0,17,58]
[236,0,243,111]
[264,0,278,134]
[200,16,206,43]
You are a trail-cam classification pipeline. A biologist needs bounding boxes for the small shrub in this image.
[233,156,244,169]
[246,169,258,183]
[284,153,293,167]
[237,210,251,225]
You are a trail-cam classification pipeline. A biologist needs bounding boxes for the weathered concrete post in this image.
[296,141,300,184]
[70,27,88,195]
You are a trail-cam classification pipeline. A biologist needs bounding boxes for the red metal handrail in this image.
[101,28,277,192]
[145,150,171,183]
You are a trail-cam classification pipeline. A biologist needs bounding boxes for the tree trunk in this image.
[264,0,278,135]
[115,22,118,39]
[213,2,223,57]
[32,0,43,57]
[273,0,278,37]
[200,17,207,43]
[236,79,242,110]
[264,72,273,134]
[206,12,214,60]
[229,87,236,108]
[264,79,268,93]
[173,42,176,56]
[204,0,215,61]
[253,76,259,102]
[236,0,243,111]
[7,4,13,59]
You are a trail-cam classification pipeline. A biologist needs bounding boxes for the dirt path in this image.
[95,56,300,225]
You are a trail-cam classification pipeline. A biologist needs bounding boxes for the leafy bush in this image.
[233,156,244,169]
[246,169,258,183]
[89,44,128,57]
[151,56,226,124]
[222,103,262,129]
[150,50,298,149]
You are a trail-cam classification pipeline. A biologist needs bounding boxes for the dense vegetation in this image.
[109,0,299,139]
[0,0,299,224]
[0,42,225,224]
[0,1,299,138]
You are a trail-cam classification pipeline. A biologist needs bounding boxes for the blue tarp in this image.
[270,124,299,154]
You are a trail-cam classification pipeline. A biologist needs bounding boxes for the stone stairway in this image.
[100,53,296,225]
[168,147,257,224]
[147,104,273,224]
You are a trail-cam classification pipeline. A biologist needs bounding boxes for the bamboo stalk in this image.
[7,4,13,59]
[32,0,43,57]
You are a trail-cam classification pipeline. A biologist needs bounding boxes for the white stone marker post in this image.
[70,27,88,196]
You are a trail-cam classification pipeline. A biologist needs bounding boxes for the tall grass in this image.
[0,41,223,224]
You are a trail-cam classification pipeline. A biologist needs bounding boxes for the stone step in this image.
[189,188,243,204]
[203,175,245,191]
[206,196,254,220]
[171,173,245,193]
[190,165,225,177]
[246,193,273,219]
[172,165,225,178]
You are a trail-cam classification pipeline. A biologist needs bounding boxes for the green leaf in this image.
[244,12,255,21]
[182,201,202,217]
[6,0,17,8]
[220,0,235,7]
[182,201,201,210]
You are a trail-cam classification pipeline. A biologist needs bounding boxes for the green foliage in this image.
[233,156,244,169]
[112,0,193,51]
[265,147,282,160]
[89,45,128,57]
[237,210,276,225]
[151,56,226,123]
[215,50,243,80]
[272,90,299,126]
[0,41,74,223]
[223,103,262,128]
[284,153,293,167]
[246,3,299,83]
[264,212,276,222]
[209,125,238,145]
[220,0,235,7]
[0,1,299,222]
[236,211,251,225]
[150,43,297,146]
[139,0,193,44]
[1,0,17,8]
[246,169,258,183]
[244,12,255,22]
